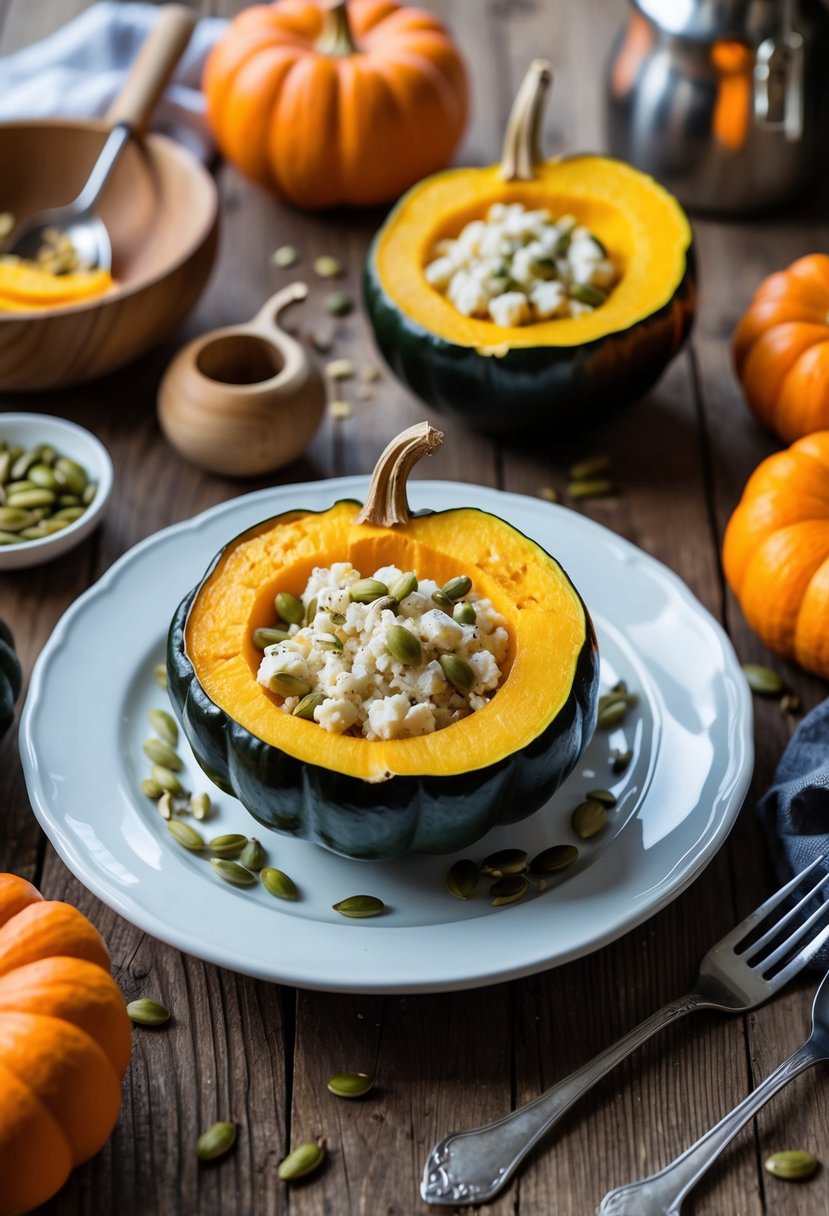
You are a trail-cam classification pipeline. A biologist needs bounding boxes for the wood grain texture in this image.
[1,0,827,1213]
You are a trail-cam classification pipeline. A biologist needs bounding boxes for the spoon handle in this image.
[597,1043,820,1216]
[106,4,196,137]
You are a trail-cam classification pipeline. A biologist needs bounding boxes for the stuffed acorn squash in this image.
[365,60,695,435]
[168,424,599,859]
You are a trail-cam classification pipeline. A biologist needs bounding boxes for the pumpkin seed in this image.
[571,799,608,839]
[253,627,291,649]
[530,844,579,873]
[5,488,55,509]
[20,463,58,487]
[569,454,611,480]
[143,737,182,770]
[52,506,85,523]
[208,833,248,859]
[540,485,559,502]
[196,1121,237,1162]
[0,507,36,531]
[453,602,476,625]
[82,483,97,506]
[362,365,380,382]
[332,894,385,918]
[10,449,40,480]
[446,858,480,899]
[439,654,474,693]
[741,662,785,696]
[781,692,802,714]
[149,708,178,746]
[599,690,639,711]
[293,691,325,721]
[327,1072,373,1098]
[261,866,299,900]
[275,591,304,625]
[326,290,353,317]
[240,838,266,871]
[569,282,607,308]
[278,1138,326,1181]
[328,611,346,625]
[431,589,454,612]
[389,571,418,602]
[57,493,81,507]
[490,874,529,906]
[385,624,422,666]
[568,478,614,500]
[587,788,617,807]
[268,672,312,697]
[141,778,164,800]
[126,998,171,1026]
[764,1150,819,1181]
[482,848,528,877]
[442,575,472,601]
[153,663,168,689]
[272,244,298,268]
[190,792,211,821]
[54,457,87,495]
[316,633,344,652]
[157,791,174,821]
[325,358,354,380]
[597,700,627,730]
[306,597,318,625]
[210,858,258,886]
[0,530,22,545]
[313,254,343,278]
[610,748,632,774]
[20,519,69,539]
[167,820,204,852]
[152,764,186,796]
[349,578,388,603]
[329,399,352,420]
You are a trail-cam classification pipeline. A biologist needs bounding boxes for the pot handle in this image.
[754,0,804,140]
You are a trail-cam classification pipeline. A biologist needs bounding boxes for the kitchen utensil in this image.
[605,0,829,213]
[157,283,326,476]
[422,854,829,1204]
[598,964,829,1214]
[2,5,196,272]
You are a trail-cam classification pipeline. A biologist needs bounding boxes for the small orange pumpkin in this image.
[203,0,468,210]
[0,873,131,1216]
[733,254,829,441]
[722,431,829,680]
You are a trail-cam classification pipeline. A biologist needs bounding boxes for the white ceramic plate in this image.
[20,480,753,993]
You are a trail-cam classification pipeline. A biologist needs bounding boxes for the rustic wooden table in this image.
[2,1,828,1213]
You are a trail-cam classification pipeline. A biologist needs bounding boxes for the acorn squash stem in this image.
[315,1,358,57]
[500,59,553,181]
[355,422,444,527]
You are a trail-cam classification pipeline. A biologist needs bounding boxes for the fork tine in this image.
[721,851,829,948]
[761,917,829,992]
[741,870,829,962]
[753,891,829,974]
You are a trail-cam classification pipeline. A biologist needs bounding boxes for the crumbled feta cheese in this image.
[529,280,567,319]
[447,269,489,317]
[488,291,531,327]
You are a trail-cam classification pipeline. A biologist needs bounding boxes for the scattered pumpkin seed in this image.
[196,1121,237,1162]
[152,764,186,796]
[569,454,611,480]
[143,737,183,770]
[540,486,559,502]
[490,874,529,906]
[325,358,354,380]
[275,591,304,625]
[742,662,785,696]
[313,254,343,278]
[764,1150,819,1181]
[261,867,299,900]
[327,1072,374,1098]
[157,791,174,821]
[568,478,615,500]
[586,788,617,807]
[293,691,325,721]
[362,365,380,382]
[141,778,164,800]
[530,844,578,873]
[350,578,388,603]
[332,894,385,918]
[453,602,476,625]
[126,998,171,1026]
[190,792,211,821]
[389,571,418,602]
[153,663,168,689]
[278,1138,326,1181]
[446,858,480,899]
[431,588,454,612]
[442,575,473,601]
[599,690,639,712]
[482,848,528,877]
[571,799,608,839]
[569,282,607,308]
[0,211,13,238]
[253,627,291,650]
[167,819,204,852]
[306,597,318,625]
[325,290,353,317]
[596,700,628,730]
[268,672,312,697]
[316,633,344,651]
[240,838,266,871]
[210,858,258,886]
[385,624,422,666]
[329,399,352,420]
[149,708,178,746]
[610,748,632,773]
[780,692,802,714]
[208,833,249,859]
[272,244,298,268]
[439,653,474,693]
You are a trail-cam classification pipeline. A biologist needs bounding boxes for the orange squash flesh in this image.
[185,500,587,783]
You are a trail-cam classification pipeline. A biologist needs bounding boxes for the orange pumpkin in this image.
[733,254,829,442]
[0,873,131,1216]
[203,0,468,209]
[722,431,829,680]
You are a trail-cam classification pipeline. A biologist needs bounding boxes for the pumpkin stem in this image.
[500,59,554,181]
[316,1,358,57]
[355,422,444,527]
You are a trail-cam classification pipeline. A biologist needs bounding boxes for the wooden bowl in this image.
[0,120,218,391]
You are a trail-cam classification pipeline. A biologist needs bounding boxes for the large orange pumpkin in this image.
[0,873,131,1216]
[722,431,829,680]
[733,254,829,441]
[203,0,468,209]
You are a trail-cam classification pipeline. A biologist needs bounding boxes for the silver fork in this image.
[421,854,829,1206]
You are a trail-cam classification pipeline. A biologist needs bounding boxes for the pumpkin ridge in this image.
[0,1057,74,1216]
[0,901,110,979]
[776,342,829,442]
[0,873,42,931]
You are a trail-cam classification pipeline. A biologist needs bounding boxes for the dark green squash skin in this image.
[364,237,696,436]
[167,503,600,860]
[0,619,22,740]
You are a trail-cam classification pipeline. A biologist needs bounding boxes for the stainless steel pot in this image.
[605,0,829,213]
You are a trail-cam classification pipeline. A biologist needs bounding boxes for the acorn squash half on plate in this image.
[365,60,695,435]
[168,424,599,859]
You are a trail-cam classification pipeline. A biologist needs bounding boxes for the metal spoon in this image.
[1,4,196,272]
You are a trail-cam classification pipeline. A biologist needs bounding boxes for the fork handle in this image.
[597,1043,819,1216]
[421,992,704,1206]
